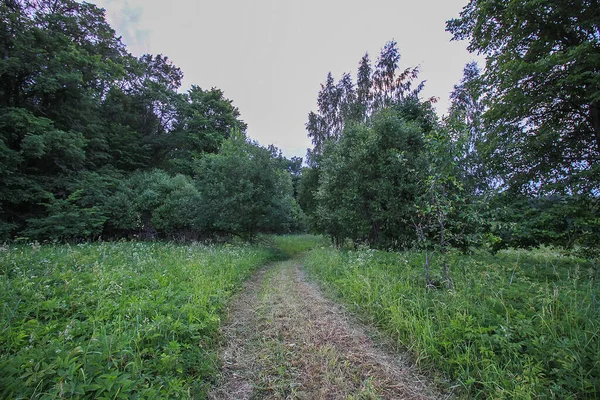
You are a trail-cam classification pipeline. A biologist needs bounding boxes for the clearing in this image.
[209,256,442,399]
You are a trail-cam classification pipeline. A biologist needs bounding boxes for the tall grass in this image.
[0,241,278,399]
[305,247,600,399]
[267,234,329,258]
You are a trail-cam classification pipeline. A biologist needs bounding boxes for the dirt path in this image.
[209,258,442,399]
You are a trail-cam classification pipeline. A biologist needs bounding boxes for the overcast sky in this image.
[94,0,478,159]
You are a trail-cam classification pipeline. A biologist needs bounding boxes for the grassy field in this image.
[0,240,288,399]
[267,234,330,258]
[305,247,600,399]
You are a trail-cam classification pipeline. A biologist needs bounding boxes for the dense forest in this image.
[1,0,599,254]
[0,0,303,242]
[299,2,600,264]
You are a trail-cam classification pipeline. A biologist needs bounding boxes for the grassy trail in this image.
[209,256,439,399]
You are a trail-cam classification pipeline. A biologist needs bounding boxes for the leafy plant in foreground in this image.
[0,241,279,398]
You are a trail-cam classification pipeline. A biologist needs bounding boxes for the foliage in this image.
[413,113,491,285]
[444,61,489,195]
[103,170,204,239]
[414,130,462,288]
[316,108,429,248]
[306,41,426,159]
[19,170,121,241]
[0,0,299,241]
[195,132,297,240]
[0,241,280,399]
[23,190,107,241]
[0,108,88,231]
[300,41,439,247]
[165,86,247,175]
[297,166,321,233]
[488,193,600,254]
[447,0,600,195]
[305,246,600,399]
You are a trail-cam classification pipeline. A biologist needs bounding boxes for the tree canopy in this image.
[447,0,600,195]
[0,0,301,241]
[299,33,599,255]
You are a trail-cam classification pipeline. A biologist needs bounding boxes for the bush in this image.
[24,190,107,241]
[195,131,296,239]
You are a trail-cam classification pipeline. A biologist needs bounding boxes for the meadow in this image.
[305,247,600,399]
[0,241,283,399]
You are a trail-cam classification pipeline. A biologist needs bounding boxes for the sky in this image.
[94,0,479,159]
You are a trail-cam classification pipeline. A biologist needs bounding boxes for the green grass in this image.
[267,234,329,258]
[0,241,279,399]
[305,246,600,399]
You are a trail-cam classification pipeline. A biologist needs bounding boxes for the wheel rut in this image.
[209,257,441,399]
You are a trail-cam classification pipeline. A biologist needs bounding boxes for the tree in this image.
[122,54,184,137]
[1,0,298,242]
[372,40,423,111]
[166,86,247,174]
[0,0,131,236]
[0,108,87,234]
[447,0,600,194]
[355,53,373,122]
[306,72,345,155]
[0,0,130,169]
[445,61,489,194]
[316,107,430,248]
[23,189,107,241]
[195,131,295,240]
[100,170,207,239]
[306,41,425,161]
[414,128,470,288]
[298,165,321,233]
[301,41,437,244]
[484,192,600,254]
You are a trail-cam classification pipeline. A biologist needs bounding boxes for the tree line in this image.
[1,0,598,254]
[0,0,304,241]
[298,0,599,275]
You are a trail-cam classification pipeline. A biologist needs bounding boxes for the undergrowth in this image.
[0,241,278,399]
[305,247,600,399]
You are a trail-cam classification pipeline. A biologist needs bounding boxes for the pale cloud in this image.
[95,0,150,54]
[94,0,480,159]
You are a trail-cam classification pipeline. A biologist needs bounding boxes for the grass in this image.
[0,241,282,399]
[265,234,330,259]
[304,246,600,399]
[212,254,433,399]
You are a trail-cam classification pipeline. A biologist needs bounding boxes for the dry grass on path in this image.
[209,258,441,399]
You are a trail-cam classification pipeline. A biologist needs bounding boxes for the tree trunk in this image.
[439,212,453,289]
[140,211,157,240]
[591,102,600,157]
[414,221,433,288]
[424,248,432,287]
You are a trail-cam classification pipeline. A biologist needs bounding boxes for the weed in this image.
[305,247,600,399]
[0,241,277,399]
